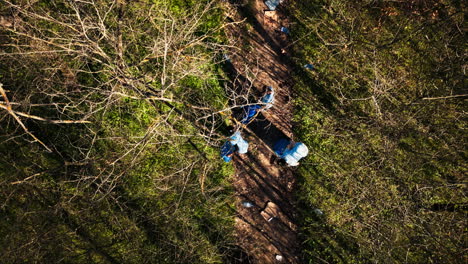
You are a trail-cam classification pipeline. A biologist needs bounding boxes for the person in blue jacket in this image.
[240,86,275,124]
[220,131,249,162]
[260,86,275,110]
[240,104,262,124]
[273,138,308,166]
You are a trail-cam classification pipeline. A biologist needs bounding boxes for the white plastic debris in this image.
[275,254,283,261]
[223,54,231,63]
[313,208,324,215]
[241,201,254,208]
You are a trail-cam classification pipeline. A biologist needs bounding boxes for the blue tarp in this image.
[304,64,314,70]
[241,104,262,124]
[265,0,282,11]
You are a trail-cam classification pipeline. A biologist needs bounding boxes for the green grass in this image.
[0,0,237,263]
[287,0,466,263]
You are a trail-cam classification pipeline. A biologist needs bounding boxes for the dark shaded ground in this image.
[222,1,302,263]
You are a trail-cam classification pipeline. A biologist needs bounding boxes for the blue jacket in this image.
[274,139,308,166]
[241,104,262,124]
[220,131,249,162]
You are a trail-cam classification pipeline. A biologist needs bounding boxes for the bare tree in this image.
[0,1,251,263]
[0,0,262,193]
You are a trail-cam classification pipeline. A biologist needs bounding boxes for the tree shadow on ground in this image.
[226,1,367,263]
[234,1,340,113]
[221,57,262,107]
[235,153,294,215]
[222,58,303,262]
[246,112,288,148]
[224,245,254,264]
[294,189,367,263]
[234,207,300,263]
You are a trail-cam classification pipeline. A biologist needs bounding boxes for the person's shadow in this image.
[221,55,291,146]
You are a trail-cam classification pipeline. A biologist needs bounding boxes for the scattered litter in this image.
[313,208,324,215]
[242,201,254,208]
[280,26,290,34]
[261,201,280,222]
[264,10,278,27]
[223,54,231,63]
[275,254,283,261]
[264,10,277,18]
[304,63,314,70]
[265,0,283,11]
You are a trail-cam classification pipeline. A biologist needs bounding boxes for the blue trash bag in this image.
[241,104,262,124]
[220,141,236,162]
[265,0,282,11]
[280,27,290,34]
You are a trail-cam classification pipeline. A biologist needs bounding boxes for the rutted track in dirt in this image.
[223,1,301,263]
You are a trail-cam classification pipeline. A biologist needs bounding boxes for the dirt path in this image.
[223,1,301,263]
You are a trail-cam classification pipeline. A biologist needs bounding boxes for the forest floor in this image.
[223,1,302,263]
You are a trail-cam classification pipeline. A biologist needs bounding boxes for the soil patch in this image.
[223,1,301,263]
